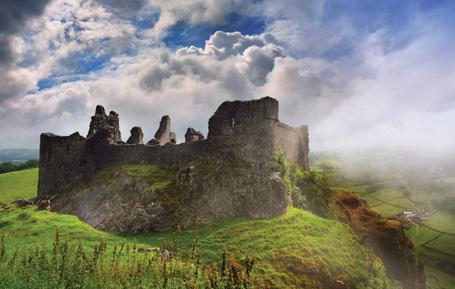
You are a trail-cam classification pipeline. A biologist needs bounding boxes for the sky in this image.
[0,0,454,153]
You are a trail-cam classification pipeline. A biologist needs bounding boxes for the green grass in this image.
[0,205,118,249]
[425,265,455,289]
[419,246,455,288]
[425,235,455,256]
[168,208,381,287]
[373,190,414,208]
[0,165,400,288]
[125,164,173,191]
[371,203,404,218]
[0,168,38,203]
[426,211,455,234]
[405,225,441,247]
[360,195,384,207]
[0,203,393,288]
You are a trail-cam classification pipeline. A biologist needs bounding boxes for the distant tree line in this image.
[0,160,39,174]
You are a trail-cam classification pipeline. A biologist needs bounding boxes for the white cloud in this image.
[0,0,137,103]
[149,0,247,37]
[311,29,455,153]
[177,31,280,59]
[0,0,454,158]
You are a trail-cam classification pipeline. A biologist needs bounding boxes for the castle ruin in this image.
[38,97,309,232]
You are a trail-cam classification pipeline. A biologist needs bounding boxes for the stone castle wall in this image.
[38,97,309,232]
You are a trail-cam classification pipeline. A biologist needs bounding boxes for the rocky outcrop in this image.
[52,159,288,233]
[87,105,121,143]
[334,191,426,289]
[127,127,144,145]
[185,128,204,143]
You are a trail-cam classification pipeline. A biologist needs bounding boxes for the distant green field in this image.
[425,265,455,289]
[373,190,414,208]
[425,235,455,256]
[361,195,384,207]
[372,203,404,218]
[405,226,440,247]
[426,211,455,234]
[0,168,38,203]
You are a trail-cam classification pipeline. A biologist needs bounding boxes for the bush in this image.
[275,150,332,217]
[0,160,39,174]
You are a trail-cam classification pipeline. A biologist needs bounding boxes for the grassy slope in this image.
[0,167,397,288]
[0,168,38,203]
[1,205,385,288]
[147,208,380,288]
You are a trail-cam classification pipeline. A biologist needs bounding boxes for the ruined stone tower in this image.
[38,97,309,232]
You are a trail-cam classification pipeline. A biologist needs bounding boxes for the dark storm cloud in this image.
[0,0,52,64]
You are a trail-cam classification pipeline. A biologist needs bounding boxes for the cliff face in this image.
[52,161,287,233]
[39,97,309,233]
[334,191,426,289]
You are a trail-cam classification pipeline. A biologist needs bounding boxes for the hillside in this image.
[0,168,401,288]
[0,168,38,203]
[313,153,455,289]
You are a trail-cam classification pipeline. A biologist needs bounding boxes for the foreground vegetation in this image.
[0,167,401,288]
[0,204,399,288]
[0,230,257,289]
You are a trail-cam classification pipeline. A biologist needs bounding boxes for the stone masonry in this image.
[38,97,310,232]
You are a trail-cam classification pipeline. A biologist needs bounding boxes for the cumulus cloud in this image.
[1,0,454,157]
[177,31,284,85]
[0,0,137,104]
[0,0,52,104]
[149,0,247,36]
[0,0,52,64]
[178,31,280,59]
[0,29,287,146]
[312,29,455,153]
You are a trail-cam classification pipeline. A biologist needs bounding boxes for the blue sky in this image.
[0,0,454,153]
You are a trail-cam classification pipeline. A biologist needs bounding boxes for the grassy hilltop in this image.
[0,168,400,289]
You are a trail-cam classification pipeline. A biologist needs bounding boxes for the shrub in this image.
[0,232,262,289]
[275,150,332,217]
[0,160,39,174]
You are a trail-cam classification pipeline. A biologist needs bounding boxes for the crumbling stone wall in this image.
[38,97,309,231]
[185,128,204,143]
[127,127,144,145]
[38,132,88,199]
[87,105,121,143]
[272,123,309,170]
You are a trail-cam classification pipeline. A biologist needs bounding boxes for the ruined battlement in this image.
[38,97,309,232]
